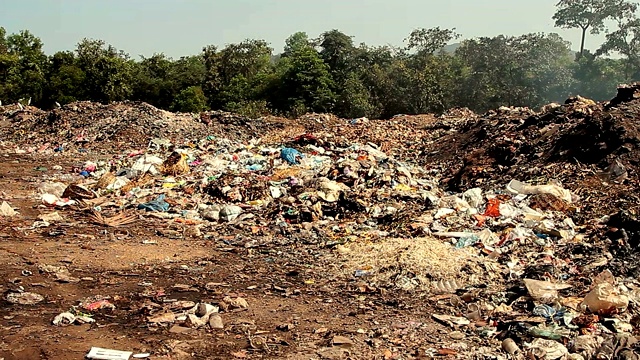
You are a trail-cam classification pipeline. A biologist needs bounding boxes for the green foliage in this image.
[283,32,311,57]
[46,51,85,105]
[456,33,575,110]
[0,30,48,105]
[1,22,639,118]
[172,86,207,113]
[405,27,460,54]
[597,17,640,78]
[553,0,638,54]
[75,38,133,103]
[280,45,336,113]
[225,100,271,118]
[573,53,627,100]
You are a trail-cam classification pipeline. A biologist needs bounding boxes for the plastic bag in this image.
[507,179,573,203]
[484,198,501,217]
[137,194,170,212]
[280,148,303,165]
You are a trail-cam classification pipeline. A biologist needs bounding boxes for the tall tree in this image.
[283,32,312,57]
[201,40,272,110]
[75,39,133,102]
[271,38,335,115]
[318,30,362,116]
[5,30,48,105]
[456,33,575,111]
[131,53,174,107]
[405,27,460,55]
[597,17,640,78]
[46,51,85,105]
[553,0,637,56]
[573,52,627,100]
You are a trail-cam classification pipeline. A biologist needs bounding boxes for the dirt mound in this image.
[0,101,202,148]
[417,85,640,193]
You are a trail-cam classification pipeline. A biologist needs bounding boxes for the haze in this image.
[1,0,605,58]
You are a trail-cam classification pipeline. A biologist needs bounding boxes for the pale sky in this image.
[0,0,610,58]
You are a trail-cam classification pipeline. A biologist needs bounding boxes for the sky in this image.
[0,0,610,59]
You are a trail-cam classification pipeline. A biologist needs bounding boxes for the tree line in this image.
[1,0,639,118]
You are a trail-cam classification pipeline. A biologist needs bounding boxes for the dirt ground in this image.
[0,152,472,360]
[7,88,640,360]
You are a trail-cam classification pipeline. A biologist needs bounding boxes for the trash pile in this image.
[5,84,640,358]
[0,101,206,150]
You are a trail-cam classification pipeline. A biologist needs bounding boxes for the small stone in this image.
[54,272,80,283]
[147,312,176,324]
[169,325,194,334]
[277,323,295,331]
[209,314,224,329]
[332,335,353,346]
[6,292,44,305]
[317,347,350,359]
[449,331,465,340]
[185,313,207,328]
[223,296,249,309]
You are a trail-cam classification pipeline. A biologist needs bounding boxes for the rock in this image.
[317,347,350,359]
[147,312,176,324]
[6,292,44,305]
[449,331,465,340]
[54,272,80,283]
[208,314,224,329]
[185,313,207,328]
[332,335,353,346]
[169,325,195,334]
[0,201,17,217]
[223,296,249,309]
[277,323,295,331]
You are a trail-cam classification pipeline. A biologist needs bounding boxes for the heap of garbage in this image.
[5,83,640,359]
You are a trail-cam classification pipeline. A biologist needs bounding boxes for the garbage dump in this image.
[2,84,640,358]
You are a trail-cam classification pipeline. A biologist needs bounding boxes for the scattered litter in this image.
[137,194,170,212]
[86,347,133,360]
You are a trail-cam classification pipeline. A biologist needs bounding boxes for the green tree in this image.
[172,86,207,113]
[283,32,312,57]
[405,27,460,55]
[4,30,48,105]
[0,27,19,103]
[131,53,174,107]
[597,17,640,78]
[273,39,335,115]
[456,33,575,111]
[573,52,627,100]
[318,30,368,117]
[201,40,273,110]
[46,51,85,105]
[76,39,133,102]
[553,0,637,56]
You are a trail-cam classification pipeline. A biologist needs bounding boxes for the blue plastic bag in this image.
[138,194,170,212]
[280,148,303,165]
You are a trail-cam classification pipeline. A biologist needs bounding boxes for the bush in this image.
[225,100,271,118]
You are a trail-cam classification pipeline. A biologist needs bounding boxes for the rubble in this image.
[4,83,640,358]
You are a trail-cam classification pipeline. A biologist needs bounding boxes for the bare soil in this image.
[0,153,472,360]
